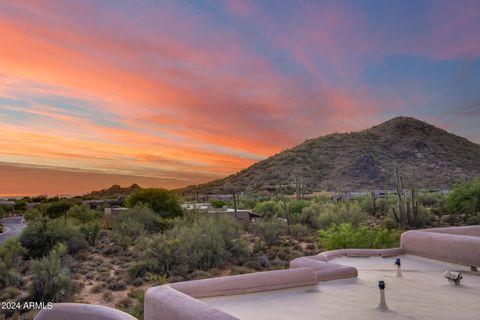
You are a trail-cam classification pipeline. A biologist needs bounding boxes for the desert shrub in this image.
[466,213,480,225]
[107,280,127,291]
[144,214,250,277]
[211,200,226,208]
[125,289,145,319]
[254,200,281,218]
[0,238,27,269]
[131,277,143,286]
[420,193,444,207]
[20,218,88,258]
[357,196,376,215]
[114,205,165,233]
[243,260,262,270]
[289,223,310,238]
[112,219,145,252]
[301,202,367,229]
[0,287,21,300]
[30,244,74,302]
[41,199,75,219]
[447,177,480,216]
[80,221,101,246]
[0,206,5,219]
[126,188,183,219]
[0,263,15,289]
[67,205,101,224]
[14,201,27,211]
[95,282,112,296]
[32,195,47,203]
[231,266,255,275]
[288,200,310,216]
[250,219,288,246]
[103,291,113,302]
[117,297,133,309]
[411,205,434,228]
[318,223,401,250]
[24,208,42,221]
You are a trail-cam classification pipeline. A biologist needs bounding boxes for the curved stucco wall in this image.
[169,267,317,298]
[144,286,238,320]
[315,248,404,261]
[33,226,480,320]
[401,229,480,267]
[34,303,138,320]
[289,257,358,281]
[422,225,480,237]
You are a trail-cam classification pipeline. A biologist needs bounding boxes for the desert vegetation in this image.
[1,177,479,319]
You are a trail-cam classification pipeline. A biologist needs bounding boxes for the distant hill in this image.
[82,184,141,199]
[178,117,480,194]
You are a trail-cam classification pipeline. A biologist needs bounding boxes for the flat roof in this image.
[202,255,480,320]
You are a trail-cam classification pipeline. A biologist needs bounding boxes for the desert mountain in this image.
[179,117,480,194]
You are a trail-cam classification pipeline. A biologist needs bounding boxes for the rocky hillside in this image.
[179,117,480,194]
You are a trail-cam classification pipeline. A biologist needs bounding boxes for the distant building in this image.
[181,203,212,210]
[83,197,124,210]
[26,202,41,210]
[208,208,261,224]
[0,200,15,207]
[103,207,128,228]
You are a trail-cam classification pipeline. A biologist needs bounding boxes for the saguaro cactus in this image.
[392,166,419,228]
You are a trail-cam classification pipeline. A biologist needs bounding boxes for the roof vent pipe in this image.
[395,258,402,277]
[376,280,389,311]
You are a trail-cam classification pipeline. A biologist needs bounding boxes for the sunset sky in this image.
[1,0,480,196]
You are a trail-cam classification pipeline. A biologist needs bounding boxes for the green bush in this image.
[30,244,74,302]
[143,214,250,277]
[20,218,88,258]
[0,262,14,289]
[126,188,183,219]
[13,201,26,211]
[447,177,480,216]
[254,201,281,219]
[250,219,288,246]
[67,205,101,224]
[24,208,42,221]
[318,223,400,250]
[289,223,310,238]
[80,221,101,246]
[112,219,145,252]
[42,200,75,219]
[301,202,367,229]
[211,200,226,208]
[114,205,165,233]
[0,238,27,269]
[466,213,480,225]
[288,200,310,215]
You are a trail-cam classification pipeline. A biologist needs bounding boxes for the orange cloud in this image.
[1,1,476,195]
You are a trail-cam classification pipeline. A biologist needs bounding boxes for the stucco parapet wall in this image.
[169,267,317,298]
[289,257,358,281]
[34,303,138,320]
[422,225,480,237]
[144,285,238,320]
[401,229,480,267]
[315,248,404,261]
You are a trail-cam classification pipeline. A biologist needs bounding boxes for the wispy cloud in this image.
[0,0,479,194]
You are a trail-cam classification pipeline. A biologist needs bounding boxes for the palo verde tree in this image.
[126,188,183,219]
